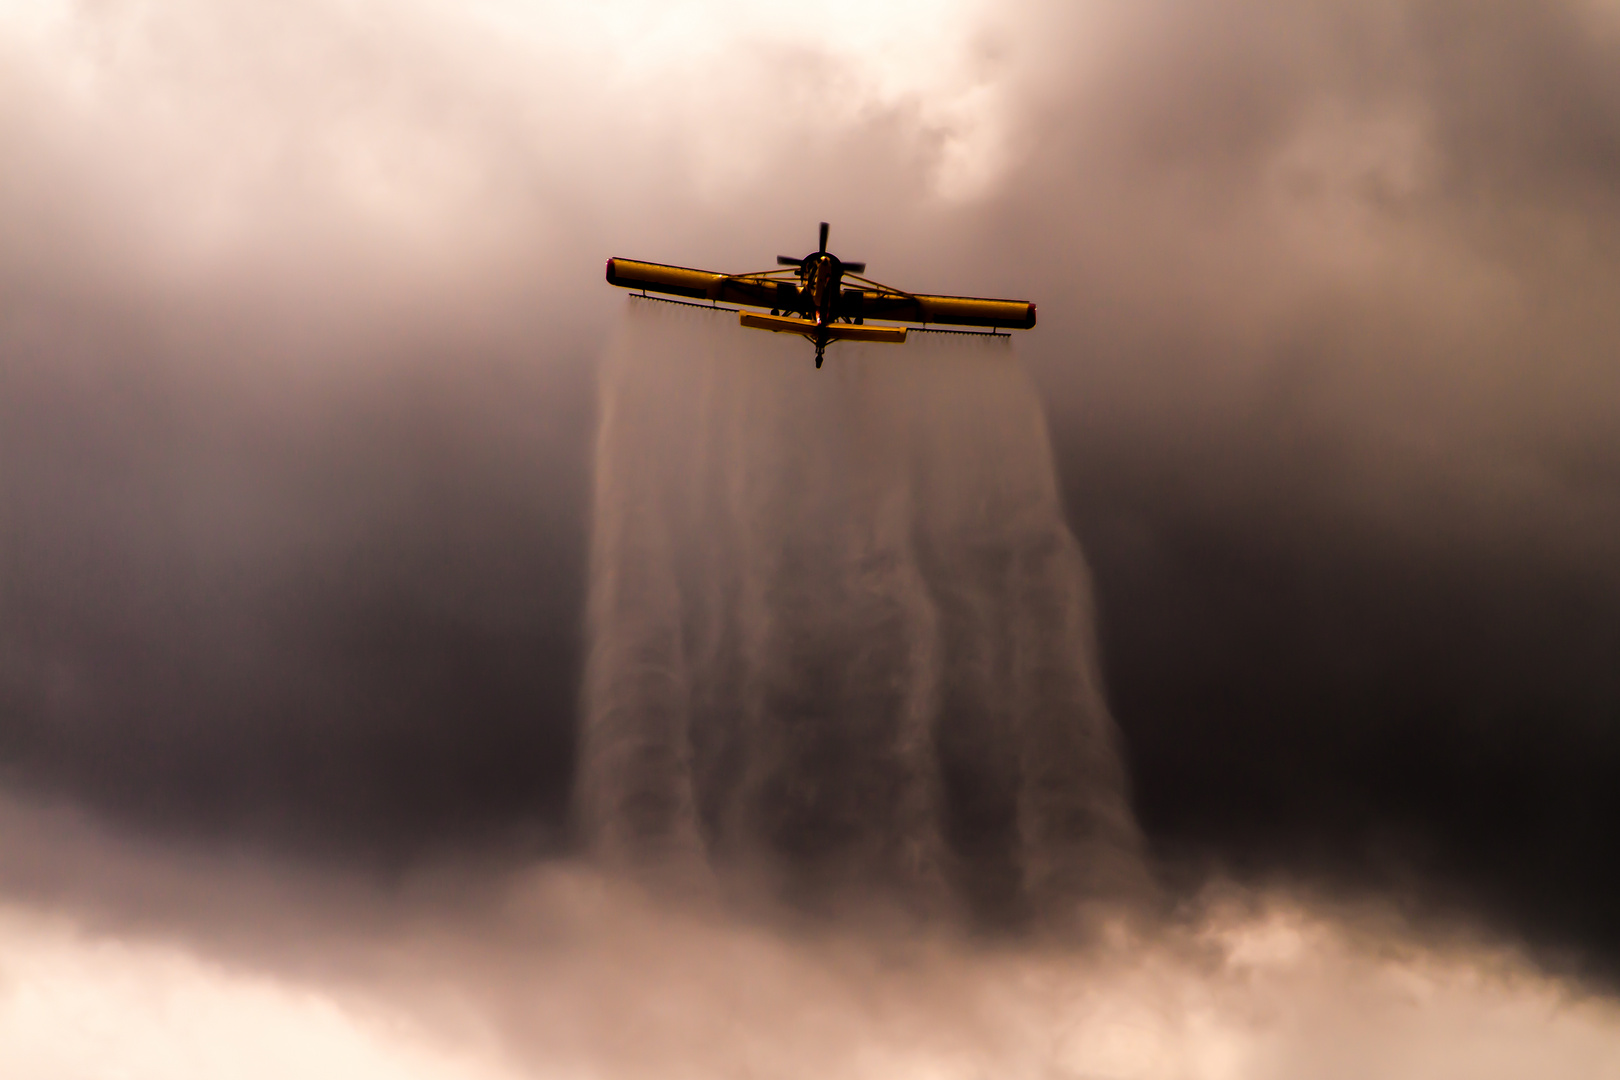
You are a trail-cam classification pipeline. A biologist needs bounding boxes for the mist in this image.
[582,303,1142,918]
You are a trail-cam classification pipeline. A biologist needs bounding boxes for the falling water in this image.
[579,300,1143,921]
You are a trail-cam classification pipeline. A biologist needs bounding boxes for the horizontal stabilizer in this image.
[740,312,816,333]
[825,323,905,343]
[740,312,906,344]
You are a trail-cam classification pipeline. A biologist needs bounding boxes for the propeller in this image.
[781,223,864,271]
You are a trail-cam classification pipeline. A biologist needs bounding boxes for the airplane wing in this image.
[605,258,796,311]
[840,285,1036,330]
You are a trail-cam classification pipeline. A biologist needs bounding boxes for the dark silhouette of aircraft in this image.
[606,222,1036,367]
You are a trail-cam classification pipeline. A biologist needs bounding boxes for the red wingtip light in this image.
[1028,303,1037,329]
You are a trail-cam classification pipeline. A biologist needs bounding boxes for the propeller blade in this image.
[841,261,865,273]
[819,221,829,253]
[777,255,803,266]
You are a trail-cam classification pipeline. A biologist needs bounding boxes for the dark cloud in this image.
[991,0,1620,981]
[0,285,592,861]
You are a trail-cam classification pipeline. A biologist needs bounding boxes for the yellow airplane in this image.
[605,222,1036,367]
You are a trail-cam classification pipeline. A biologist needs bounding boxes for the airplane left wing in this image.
[840,287,1036,330]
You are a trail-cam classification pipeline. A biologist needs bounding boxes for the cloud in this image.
[4,793,1619,1080]
[1,0,1618,1018]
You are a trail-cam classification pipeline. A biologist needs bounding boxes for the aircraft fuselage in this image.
[799,251,844,331]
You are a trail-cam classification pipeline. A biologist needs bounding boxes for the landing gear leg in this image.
[815,343,825,369]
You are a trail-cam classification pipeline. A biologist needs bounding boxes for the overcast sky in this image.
[3,1,1619,1076]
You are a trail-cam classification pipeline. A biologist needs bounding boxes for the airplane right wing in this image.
[605,258,796,311]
